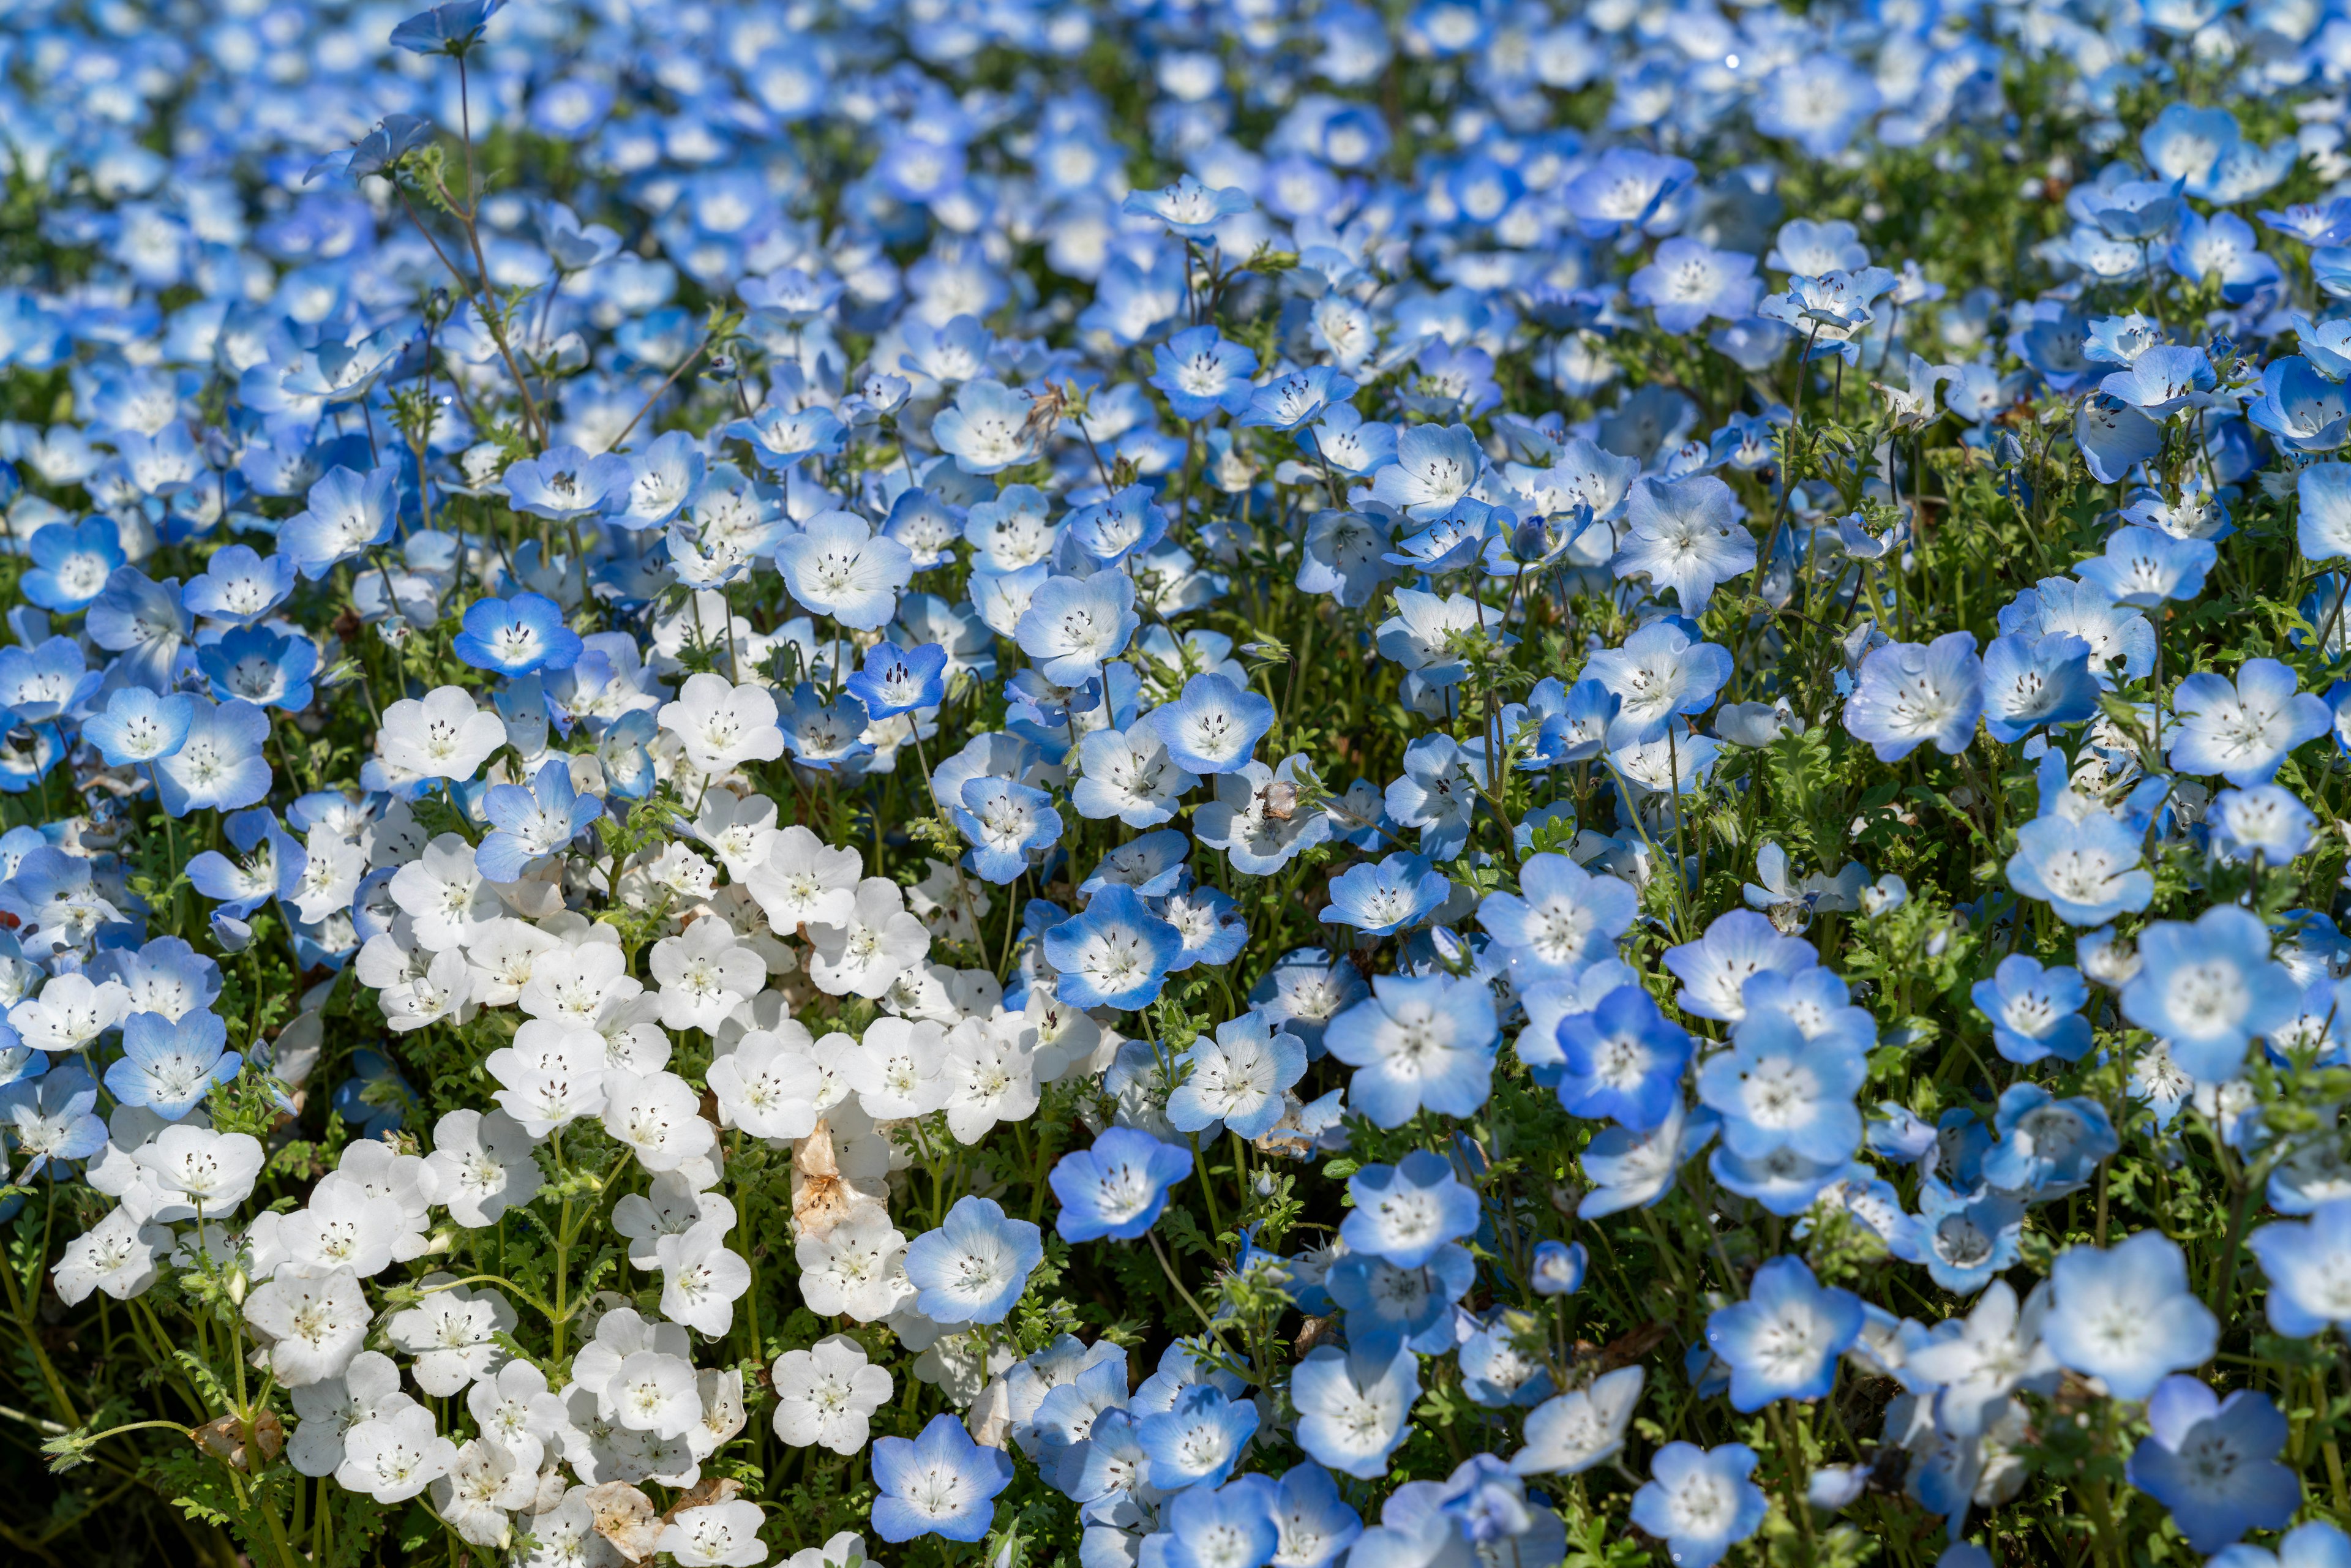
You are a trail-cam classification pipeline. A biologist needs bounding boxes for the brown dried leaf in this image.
[585,1480,665,1561]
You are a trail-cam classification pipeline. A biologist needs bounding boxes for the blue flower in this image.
[1043,886,1182,1011]
[1155,672,1275,776]
[1016,572,1139,686]
[280,465,401,580]
[1122,175,1254,238]
[1341,1149,1479,1267]
[1629,1443,1766,1568]
[1138,1382,1260,1489]
[1971,954,2093,1065]
[1321,852,1449,937]
[902,1195,1044,1325]
[1705,1255,1862,1411]
[1477,855,1638,984]
[1890,1182,2024,1295]
[503,445,632,521]
[197,625,320,711]
[1556,984,1693,1130]
[2208,785,2319,865]
[1065,487,1170,566]
[476,758,605,882]
[1709,1146,1848,1217]
[1384,733,1484,861]
[1077,830,1190,899]
[870,1412,1014,1543]
[2044,1232,2218,1401]
[83,686,195,767]
[2169,658,2331,786]
[2252,1198,2351,1336]
[186,809,300,918]
[452,592,584,676]
[846,641,948,719]
[1250,948,1370,1056]
[953,778,1060,885]
[1697,1011,1864,1166]
[1165,1012,1307,1141]
[1531,1240,1588,1297]
[724,405,850,475]
[0,1063,103,1179]
[1979,632,2098,742]
[1981,1082,2118,1199]
[2006,812,2155,926]
[1843,631,1984,761]
[1325,972,1498,1127]
[1163,1474,1281,1568]
[154,698,273,817]
[1562,147,1696,239]
[1150,326,1259,419]
[20,517,124,613]
[1327,1245,1475,1348]
[1579,1099,1718,1218]
[1049,1127,1193,1242]
[86,567,191,692]
[1291,1335,1419,1479]
[389,0,506,56]
[1238,366,1360,433]
[1629,239,1761,334]
[102,1010,239,1122]
[2121,905,2300,1082]
[929,380,1038,475]
[182,544,295,627]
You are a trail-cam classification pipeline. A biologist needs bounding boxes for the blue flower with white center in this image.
[1161,882,1247,972]
[870,1412,1014,1544]
[20,517,126,615]
[723,404,849,475]
[1697,1011,1864,1165]
[1166,1011,1306,1141]
[1531,1240,1587,1297]
[1979,631,2099,742]
[2169,657,2332,786]
[83,686,194,767]
[1340,1149,1479,1268]
[1384,733,1484,861]
[929,379,1038,475]
[452,591,583,676]
[1137,1382,1259,1490]
[1555,984,1692,1130]
[86,567,191,693]
[1161,1472,1281,1568]
[1321,852,1449,937]
[1265,1463,1361,1568]
[1154,672,1275,776]
[1611,473,1757,613]
[2044,1231,2219,1401]
[1123,174,1254,239]
[1065,486,1170,566]
[1077,828,1188,899]
[475,757,606,882]
[2127,1376,2301,1554]
[1584,620,1733,747]
[1327,1244,1474,1347]
[1981,1082,2119,1198]
[1457,1315,1553,1409]
[776,511,917,630]
[181,544,294,627]
[779,684,876,773]
[1324,972,1498,1127]
[953,778,1060,885]
[2075,523,2218,608]
[1708,1146,1848,1217]
[1562,146,1697,239]
[2121,905,2300,1082]
[503,444,632,521]
[902,1195,1044,1326]
[1369,422,1486,520]
[2006,812,2155,926]
[845,641,947,719]
[1971,954,2093,1065]
[186,809,300,919]
[1043,885,1182,1011]
[102,1010,240,1122]
[1049,1127,1192,1244]
[0,1063,103,1179]
[1579,1099,1718,1218]
[1842,631,1984,761]
[1150,326,1259,420]
[1478,853,1639,985]
[2252,1198,2351,1335]
[1629,238,1761,334]
[1891,1182,2024,1294]
[1072,722,1198,827]
[2099,344,2216,417]
[1016,572,1139,686]
[2208,784,2319,865]
[1629,1443,1766,1568]
[1239,365,1360,433]
[154,697,273,817]
[197,625,320,711]
[1291,1334,1418,1479]
[1250,948,1369,1056]
[1704,1255,1862,1411]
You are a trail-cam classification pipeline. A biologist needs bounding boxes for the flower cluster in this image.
[15,2,2351,1568]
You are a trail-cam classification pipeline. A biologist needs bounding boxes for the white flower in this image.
[844,1016,950,1120]
[430,1435,537,1548]
[784,1531,869,1568]
[423,1108,544,1228]
[938,1018,1038,1144]
[337,1403,458,1503]
[601,1068,718,1173]
[289,1351,414,1477]
[51,1206,170,1304]
[465,1359,567,1476]
[280,1177,416,1277]
[378,685,509,783]
[660,1499,771,1567]
[132,1125,265,1214]
[486,1018,613,1136]
[743,824,863,931]
[650,917,765,1032]
[389,833,501,952]
[465,917,561,1007]
[691,791,781,882]
[605,1348,702,1438]
[772,1334,894,1454]
[9,973,132,1054]
[660,672,786,773]
[381,948,478,1033]
[708,1029,824,1141]
[614,1168,740,1270]
[691,1365,749,1460]
[656,1218,754,1336]
[388,1275,517,1396]
[795,1207,913,1321]
[519,939,644,1025]
[807,877,932,998]
[288,833,366,925]
[1510,1367,1646,1475]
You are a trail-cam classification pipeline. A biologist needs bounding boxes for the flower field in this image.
[7,1,2351,1566]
